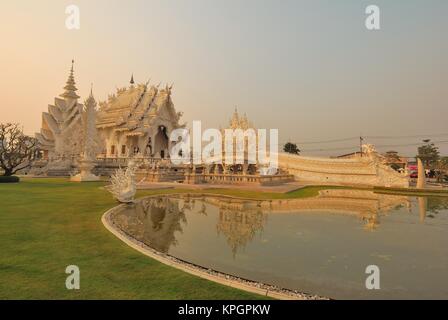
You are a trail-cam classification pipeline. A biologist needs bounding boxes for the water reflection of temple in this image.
[203,190,411,240]
[112,191,444,257]
[216,209,266,257]
[314,190,411,231]
[113,197,186,253]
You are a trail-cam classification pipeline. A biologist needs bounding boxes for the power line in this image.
[365,133,448,139]
[296,140,448,153]
[301,147,358,152]
[283,137,359,145]
[281,133,448,146]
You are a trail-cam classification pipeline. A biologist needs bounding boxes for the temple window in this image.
[121,145,126,155]
[110,145,115,155]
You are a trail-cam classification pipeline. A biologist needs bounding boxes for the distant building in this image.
[382,151,408,170]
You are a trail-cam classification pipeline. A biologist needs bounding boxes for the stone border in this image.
[373,186,448,197]
[101,196,328,300]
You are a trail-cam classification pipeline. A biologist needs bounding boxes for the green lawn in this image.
[0,178,328,299]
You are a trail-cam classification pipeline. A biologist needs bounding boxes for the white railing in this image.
[185,173,294,185]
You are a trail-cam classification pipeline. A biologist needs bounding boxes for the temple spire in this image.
[60,59,80,100]
[230,107,240,129]
[85,83,96,107]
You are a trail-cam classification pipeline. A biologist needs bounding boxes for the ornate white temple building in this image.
[36,60,85,160]
[96,78,183,159]
[36,61,183,163]
[34,61,409,188]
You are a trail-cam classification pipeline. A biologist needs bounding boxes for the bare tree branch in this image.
[0,123,39,176]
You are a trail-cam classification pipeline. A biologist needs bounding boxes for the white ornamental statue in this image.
[70,87,100,182]
[108,160,138,203]
[362,144,410,188]
[362,144,379,160]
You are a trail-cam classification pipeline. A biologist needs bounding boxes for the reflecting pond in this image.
[111,190,448,299]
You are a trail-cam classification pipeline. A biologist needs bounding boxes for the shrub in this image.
[0,176,20,183]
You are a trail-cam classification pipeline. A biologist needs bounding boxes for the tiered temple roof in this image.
[35,60,84,155]
[227,108,254,130]
[96,77,181,136]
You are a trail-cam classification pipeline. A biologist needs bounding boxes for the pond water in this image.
[111,190,448,299]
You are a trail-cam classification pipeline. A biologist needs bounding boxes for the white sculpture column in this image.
[71,87,100,182]
[416,158,426,189]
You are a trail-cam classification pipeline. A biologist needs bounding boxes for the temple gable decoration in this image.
[96,78,183,159]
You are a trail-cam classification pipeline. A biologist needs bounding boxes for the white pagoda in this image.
[35,60,84,161]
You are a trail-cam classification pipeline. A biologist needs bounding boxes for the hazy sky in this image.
[0,0,447,156]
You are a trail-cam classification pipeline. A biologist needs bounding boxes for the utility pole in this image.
[360,136,364,157]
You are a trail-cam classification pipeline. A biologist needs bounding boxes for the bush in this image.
[0,176,20,183]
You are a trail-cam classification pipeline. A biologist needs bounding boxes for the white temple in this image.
[33,61,409,188]
[36,60,84,161]
[35,61,184,176]
[96,77,183,159]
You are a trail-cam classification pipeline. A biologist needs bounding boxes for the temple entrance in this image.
[154,125,169,158]
[129,136,139,156]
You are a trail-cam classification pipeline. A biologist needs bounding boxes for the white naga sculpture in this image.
[362,144,409,187]
[279,143,409,188]
[70,88,100,182]
[108,160,138,203]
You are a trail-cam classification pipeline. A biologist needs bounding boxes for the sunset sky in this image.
[1,0,447,156]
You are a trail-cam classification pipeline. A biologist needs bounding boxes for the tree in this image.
[417,139,439,168]
[0,123,39,176]
[384,150,400,162]
[384,150,402,171]
[283,142,300,155]
[435,157,448,183]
